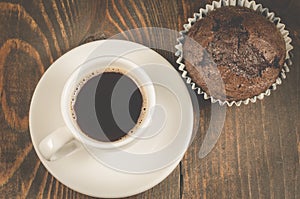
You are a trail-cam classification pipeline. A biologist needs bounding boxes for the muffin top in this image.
[183,6,286,101]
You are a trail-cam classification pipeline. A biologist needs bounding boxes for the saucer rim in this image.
[29,39,193,198]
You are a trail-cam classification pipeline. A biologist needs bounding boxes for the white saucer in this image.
[29,40,194,198]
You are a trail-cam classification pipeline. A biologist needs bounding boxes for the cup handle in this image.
[39,126,80,161]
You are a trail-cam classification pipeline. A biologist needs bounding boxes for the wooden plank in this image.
[0,0,299,198]
[180,1,300,199]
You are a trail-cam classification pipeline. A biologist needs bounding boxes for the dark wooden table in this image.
[0,0,299,198]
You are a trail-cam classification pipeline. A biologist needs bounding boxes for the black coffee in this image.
[72,70,146,142]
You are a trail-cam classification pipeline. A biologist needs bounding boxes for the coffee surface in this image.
[73,71,144,142]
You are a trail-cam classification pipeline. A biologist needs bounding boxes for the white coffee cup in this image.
[39,56,156,161]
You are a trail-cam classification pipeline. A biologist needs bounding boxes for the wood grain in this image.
[0,0,299,198]
[180,1,300,199]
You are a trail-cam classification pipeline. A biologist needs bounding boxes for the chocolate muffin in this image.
[183,6,286,101]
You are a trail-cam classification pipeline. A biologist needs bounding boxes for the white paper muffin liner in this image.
[175,0,293,106]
